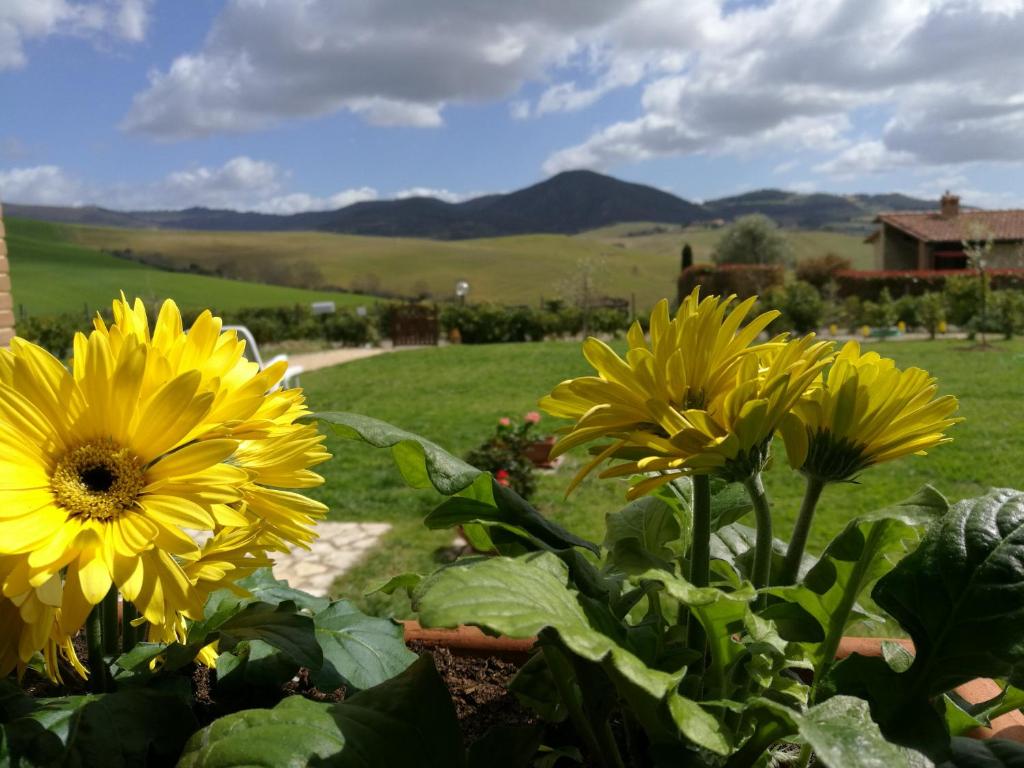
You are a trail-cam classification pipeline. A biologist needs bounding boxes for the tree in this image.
[712,214,791,266]
[680,242,694,271]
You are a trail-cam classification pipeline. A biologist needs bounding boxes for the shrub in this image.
[861,288,898,328]
[773,280,824,333]
[944,274,986,327]
[989,289,1024,339]
[712,213,791,265]
[463,413,541,499]
[16,313,88,357]
[894,294,921,329]
[836,267,1024,301]
[917,292,946,339]
[795,253,851,291]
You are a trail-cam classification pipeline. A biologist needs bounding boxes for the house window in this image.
[933,250,968,270]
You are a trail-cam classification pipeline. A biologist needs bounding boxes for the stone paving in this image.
[271,522,392,596]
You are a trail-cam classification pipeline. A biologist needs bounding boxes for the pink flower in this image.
[499,417,512,427]
[495,469,511,486]
[524,411,541,424]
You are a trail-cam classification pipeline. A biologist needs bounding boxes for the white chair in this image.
[223,325,304,389]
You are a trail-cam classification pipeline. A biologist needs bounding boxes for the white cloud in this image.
[508,100,531,120]
[0,165,86,205]
[395,187,471,203]
[813,141,915,177]
[0,0,151,70]
[0,157,379,213]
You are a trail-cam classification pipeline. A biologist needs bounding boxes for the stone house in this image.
[866,192,1024,270]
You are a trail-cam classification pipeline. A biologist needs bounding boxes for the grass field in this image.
[5,218,369,317]
[302,337,1023,618]
[67,221,874,310]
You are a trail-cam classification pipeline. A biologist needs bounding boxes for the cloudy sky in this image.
[2,0,1024,213]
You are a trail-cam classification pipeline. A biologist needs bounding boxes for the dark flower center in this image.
[80,465,116,493]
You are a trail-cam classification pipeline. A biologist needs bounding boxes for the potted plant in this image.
[317,288,1024,767]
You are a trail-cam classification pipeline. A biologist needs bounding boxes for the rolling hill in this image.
[3,171,935,239]
[4,218,367,317]
[64,220,874,310]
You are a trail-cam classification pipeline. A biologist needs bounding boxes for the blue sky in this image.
[2,0,1024,212]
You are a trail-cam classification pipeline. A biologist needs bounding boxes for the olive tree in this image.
[712,214,791,265]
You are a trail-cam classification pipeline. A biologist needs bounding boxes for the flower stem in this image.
[85,603,108,693]
[122,600,139,653]
[743,473,773,609]
[780,476,826,585]
[687,474,712,653]
[102,587,119,656]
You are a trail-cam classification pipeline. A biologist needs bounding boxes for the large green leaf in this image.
[178,655,465,768]
[311,411,485,495]
[797,696,931,768]
[414,552,681,699]
[311,600,417,692]
[233,568,331,614]
[315,411,597,554]
[874,488,1024,697]
[0,688,196,768]
[770,486,946,668]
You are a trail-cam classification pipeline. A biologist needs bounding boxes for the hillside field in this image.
[5,218,369,317]
[68,221,875,310]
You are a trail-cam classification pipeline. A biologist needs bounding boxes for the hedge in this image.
[678,264,784,300]
[834,268,1024,300]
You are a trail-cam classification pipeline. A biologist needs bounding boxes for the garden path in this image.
[270,522,392,595]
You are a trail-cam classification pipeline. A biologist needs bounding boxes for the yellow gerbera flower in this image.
[540,289,780,491]
[0,297,330,672]
[602,334,834,496]
[778,341,960,482]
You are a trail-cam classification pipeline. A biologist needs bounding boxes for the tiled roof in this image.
[877,210,1024,243]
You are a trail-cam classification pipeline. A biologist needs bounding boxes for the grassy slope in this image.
[68,222,874,310]
[5,218,368,316]
[303,337,1020,618]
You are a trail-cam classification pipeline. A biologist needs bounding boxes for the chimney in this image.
[940,190,960,219]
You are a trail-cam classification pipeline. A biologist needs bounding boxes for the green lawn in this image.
[67,221,873,309]
[302,338,1024,618]
[5,218,368,317]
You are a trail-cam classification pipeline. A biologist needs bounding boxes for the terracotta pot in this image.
[402,620,535,662]
[836,637,1024,742]
[522,436,560,469]
[403,626,1024,744]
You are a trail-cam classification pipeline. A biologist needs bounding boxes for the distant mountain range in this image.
[3,170,938,239]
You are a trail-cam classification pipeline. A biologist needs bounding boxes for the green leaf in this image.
[1,688,196,768]
[656,476,751,533]
[216,601,323,670]
[311,411,484,495]
[667,694,732,755]
[874,488,1024,697]
[937,737,1024,767]
[634,569,755,692]
[414,552,682,699]
[234,568,332,613]
[508,653,566,722]
[604,496,681,561]
[179,654,465,768]
[312,600,417,692]
[769,488,941,669]
[798,696,929,768]
[370,572,423,598]
[426,484,598,554]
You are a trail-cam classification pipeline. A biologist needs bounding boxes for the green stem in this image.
[687,474,712,656]
[795,743,813,768]
[743,473,773,609]
[542,643,623,768]
[85,603,108,693]
[780,476,826,586]
[102,587,119,656]
[121,600,139,653]
[811,523,889,703]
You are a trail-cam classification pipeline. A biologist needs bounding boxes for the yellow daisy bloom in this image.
[540,289,780,491]
[0,297,330,672]
[603,334,834,496]
[778,341,960,482]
